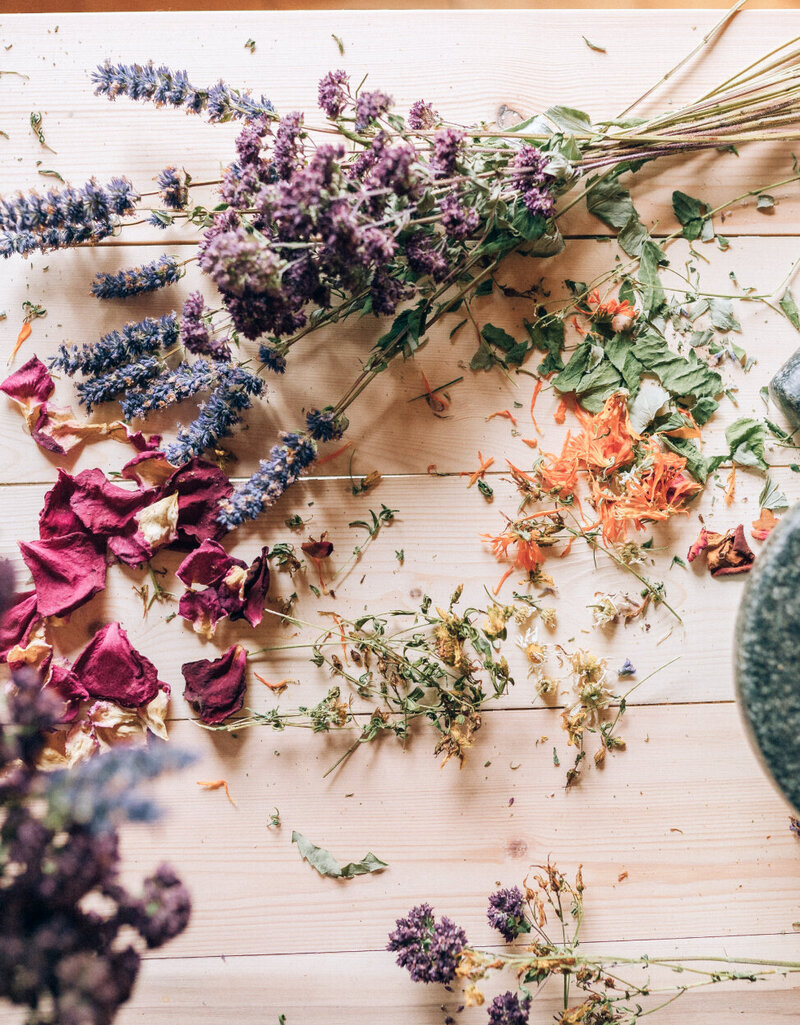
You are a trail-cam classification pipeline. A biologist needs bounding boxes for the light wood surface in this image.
[2,10,800,1024]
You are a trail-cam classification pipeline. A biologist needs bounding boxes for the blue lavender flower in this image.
[617,658,636,677]
[258,344,287,374]
[305,407,346,442]
[386,903,467,984]
[0,177,139,235]
[218,431,317,528]
[165,365,265,464]
[157,167,189,210]
[76,357,162,413]
[50,313,179,376]
[91,255,183,299]
[121,358,221,420]
[487,887,531,942]
[45,742,195,834]
[487,991,531,1025]
[92,61,274,123]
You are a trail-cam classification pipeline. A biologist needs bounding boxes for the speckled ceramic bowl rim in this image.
[734,502,800,813]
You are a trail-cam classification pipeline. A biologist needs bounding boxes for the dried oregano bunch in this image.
[389,863,800,1025]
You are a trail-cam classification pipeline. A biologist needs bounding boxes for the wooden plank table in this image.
[1,10,800,1023]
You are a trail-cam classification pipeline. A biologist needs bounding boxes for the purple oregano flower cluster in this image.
[387,901,532,1025]
[0,62,559,528]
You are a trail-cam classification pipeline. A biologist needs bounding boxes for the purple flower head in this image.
[198,226,281,298]
[235,115,271,169]
[258,345,287,374]
[487,991,531,1025]
[790,816,800,838]
[362,227,397,265]
[510,145,549,187]
[386,903,467,984]
[355,89,392,131]
[366,142,418,199]
[406,232,448,283]
[408,100,439,130]
[487,887,530,942]
[522,186,555,219]
[306,407,347,442]
[318,69,350,119]
[440,191,479,240]
[273,111,305,181]
[157,166,189,210]
[218,432,318,527]
[180,291,232,360]
[431,128,465,178]
[370,268,409,316]
[91,254,183,300]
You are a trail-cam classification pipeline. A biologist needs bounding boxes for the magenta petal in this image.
[70,468,156,535]
[39,470,88,539]
[127,430,162,452]
[238,547,270,628]
[30,404,70,454]
[166,458,233,545]
[176,539,235,587]
[73,622,165,707]
[19,533,107,618]
[107,531,154,568]
[0,590,41,662]
[45,661,90,722]
[178,589,227,635]
[182,644,247,724]
[0,355,54,407]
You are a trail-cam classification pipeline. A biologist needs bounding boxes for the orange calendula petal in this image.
[487,409,517,426]
[316,441,352,466]
[196,779,237,807]
[10,321,32,363]
[554,398,568,425]
[724,466,736,505]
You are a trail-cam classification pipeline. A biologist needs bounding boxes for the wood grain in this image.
[1,10,800,1024]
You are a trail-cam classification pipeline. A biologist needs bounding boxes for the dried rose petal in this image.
[107,532,154,568]
[127,430,162,453]
[19,532,107,617]
[707,524,755,577]
[73,622,167,707]
[0,355,54,409]
[38,470,87,538]
[176,539,237,587]
[0,590,40,662]
[45,661,89,723]
[237,546,270,628]
[182,644,247,725]
[121,449,175,488]
[178,588,228,639]
[687,527,710,563]
[70,468,157,536]
[165,458,233,545]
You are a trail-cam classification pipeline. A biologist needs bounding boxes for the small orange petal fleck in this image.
[196,779,237,807]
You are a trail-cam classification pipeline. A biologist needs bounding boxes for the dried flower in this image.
[91,254,183,299]
[387,903,467,984]
[182,644,248,724]
[487,887,531,942]
[487,991,531,1025]
[218,431,317,528]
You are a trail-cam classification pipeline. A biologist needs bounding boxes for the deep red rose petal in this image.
[39,470,87,539]
[107,531,154,568]
[0,355,54,408]
[178,589,228,635]
[45,661,90,723]
[0,590,40,662]
[165,458,233,545]
[301,537,334,560]
[19,533,107,618]
[182,644,247,725]
[176,539,236,587]
[70,468,156,536]
[30,404,69,454]
[73,622,166,707]
[127,430,163,453]
[238,546,270,628]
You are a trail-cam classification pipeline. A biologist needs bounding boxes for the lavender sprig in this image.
[218,431,317,528]
[164,364,265,464]
[50,313,179,376]
[76,357,162,412]
[92,60,275,123]
[91,254,183,299]
[120,358,220,420]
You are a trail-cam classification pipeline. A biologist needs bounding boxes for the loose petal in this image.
[19,532,107,617]
[182,644,247,724]
[73,622,166,707]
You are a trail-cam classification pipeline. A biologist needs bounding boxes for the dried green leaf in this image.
[779,289,800,331]
[759,475,788,511]
[726,417,768,470]
[292,831,388,879]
